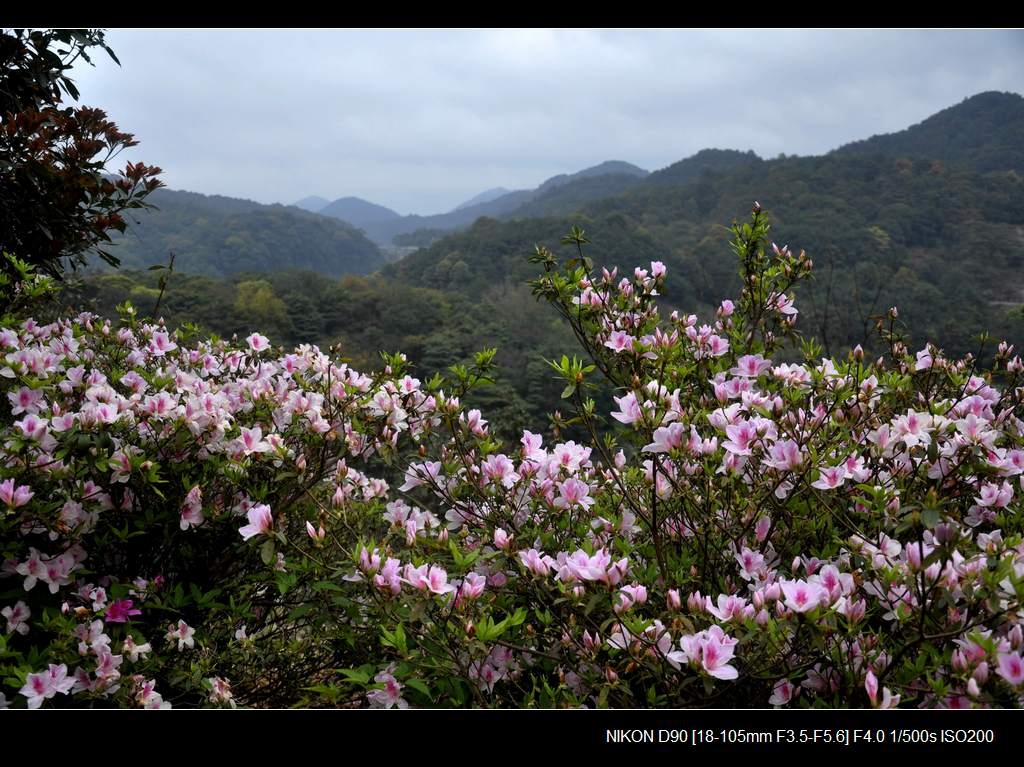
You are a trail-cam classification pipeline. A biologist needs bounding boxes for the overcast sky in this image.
[70,28,1024,215]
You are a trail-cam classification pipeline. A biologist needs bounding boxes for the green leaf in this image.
[259,540,275,565]
[405,679,431,698]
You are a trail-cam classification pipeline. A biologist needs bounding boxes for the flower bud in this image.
[973,662,989,684]
[667,589,681,610]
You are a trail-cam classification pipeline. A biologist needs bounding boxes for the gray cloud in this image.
[69,28,1024,215]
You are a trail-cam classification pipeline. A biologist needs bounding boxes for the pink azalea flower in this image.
[722,420,759,456]
[246,333,270,352]
[20,664,75,709]
[706,594,749,622]
[367,666,408,709]
[865,669,900,708]
[0,478,33,509]
[996,652,1024,686]
[764,439,803,471]
[667,626,739,680]
[643,422,686,453]
[519,548,552,577]
[458,572,487,602]
[730,354,771,378]
[770,679,795,706]
[148,331,177,357]
[705,334,730,357]
[239,425,272,456]
[426,565,455,596]
[774,292,798,316]
[179,485,204,531]
[811,465,846,490]
[611,391,643,424]
[553,478,595,510]
[604,330,634,354]
[2,600,30,635]
[464,409,488,437]
[373,558,403,595]
[122,635,152,662]
[780,578,828,613]
[239,503,273,540]
[481,454,519,489]
[8,386,43,415]
[208,677,236,707]
[165,620,195,651]
[915,348,933,371]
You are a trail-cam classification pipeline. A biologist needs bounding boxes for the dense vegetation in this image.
[4,208,1024,710]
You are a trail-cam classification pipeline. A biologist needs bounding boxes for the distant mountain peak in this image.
[454,187,512,211]
[318,197,403,228]
[539,160,649,192]
[645,149,762,187]
[293,195,331,213]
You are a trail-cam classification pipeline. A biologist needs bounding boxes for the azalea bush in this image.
[2,205,1023,709]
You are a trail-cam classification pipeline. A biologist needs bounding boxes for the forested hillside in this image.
[106,188,385,277]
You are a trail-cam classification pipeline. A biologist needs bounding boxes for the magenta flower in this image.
[239,503,273,540]
[105,599,142,624]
